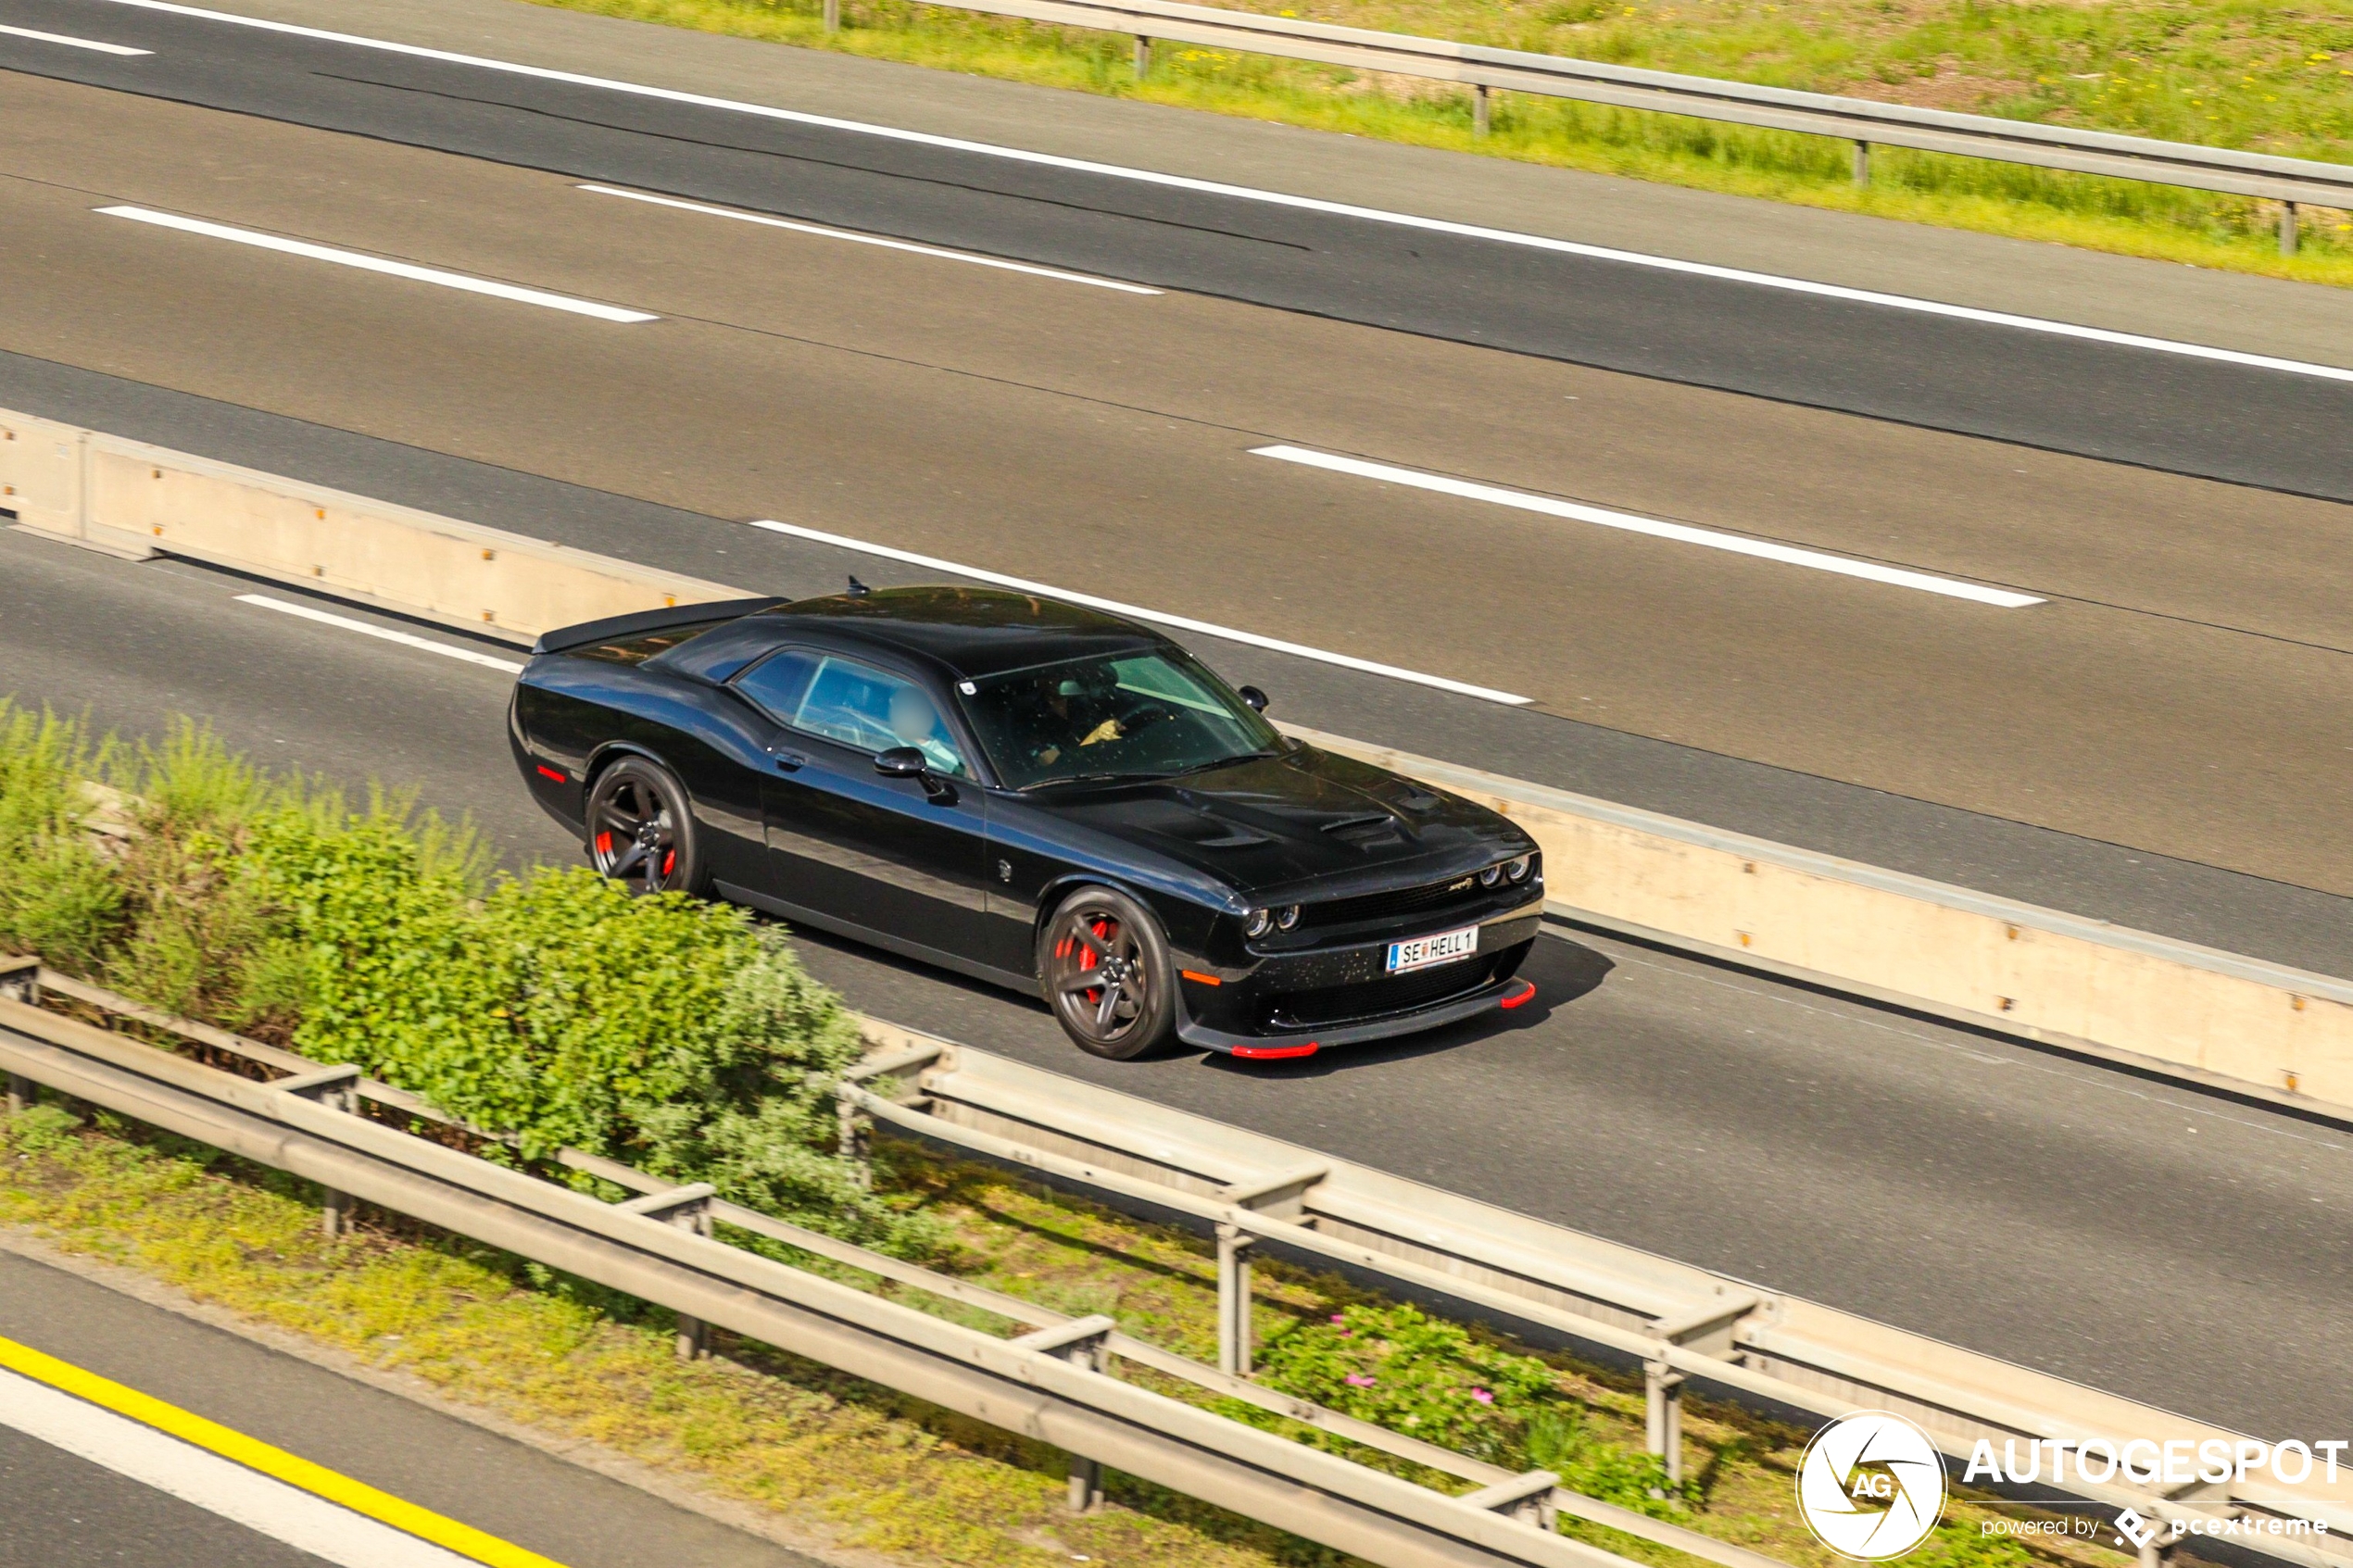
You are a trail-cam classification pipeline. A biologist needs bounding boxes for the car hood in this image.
[1038,744,1531,898]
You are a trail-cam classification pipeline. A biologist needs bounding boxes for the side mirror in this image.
[1238,685,1269,713]
[875,746,957,803]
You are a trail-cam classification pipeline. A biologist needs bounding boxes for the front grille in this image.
[1264,956,1500,1030]
[1299,873,1488,930]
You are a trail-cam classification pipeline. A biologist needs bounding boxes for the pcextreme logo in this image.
[1795,1412,1950,1561]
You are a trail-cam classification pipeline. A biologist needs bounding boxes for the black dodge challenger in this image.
[509,585,1544,1060]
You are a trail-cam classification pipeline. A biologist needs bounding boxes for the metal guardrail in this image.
[0,959,1755,1568]
[6,960,2350,1564]
[845,0,2353,253]
[840,1016,2353,1568]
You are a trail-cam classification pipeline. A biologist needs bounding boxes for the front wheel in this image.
[585,756,705,896]
[1038,887,1176,1060]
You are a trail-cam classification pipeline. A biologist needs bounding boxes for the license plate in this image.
[1386,924,1479,974]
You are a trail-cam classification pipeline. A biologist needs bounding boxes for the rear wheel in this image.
[1039,887,1176,1060]
[585,757,705,897]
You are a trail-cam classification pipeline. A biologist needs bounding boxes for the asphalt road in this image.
[4,72,2353,904]
[3,0,2351,503]
[0,1248,819,1568]
[5,523,2347,1443]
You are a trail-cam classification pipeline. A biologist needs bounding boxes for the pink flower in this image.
[1338,1329,1353,1337]
[1330,1314,1347,1324]
[1345,1374,1377,1387]
[1471,1388,1494,1404]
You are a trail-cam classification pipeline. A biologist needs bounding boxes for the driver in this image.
[886,685,964,775]
[1026,671,1123,768]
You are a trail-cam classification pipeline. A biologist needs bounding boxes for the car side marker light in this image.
[1180,970,1223,985]
[1232,1042,1318,1060]
[1500,981,1538,1010]
[535,764,569,783]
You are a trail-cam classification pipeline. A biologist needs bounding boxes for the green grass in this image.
[526,0,2353,284]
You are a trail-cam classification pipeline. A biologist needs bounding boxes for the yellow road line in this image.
[0,1333,569,1568]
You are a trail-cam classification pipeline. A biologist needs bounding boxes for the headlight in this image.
[1505,853,1534,883]
[1478,863,1505,887]
[1244,908,1274,938]
[1276,905,1301,930]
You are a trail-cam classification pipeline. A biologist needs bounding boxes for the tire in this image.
[585,756,706,897]
[1038,887,1176,1060]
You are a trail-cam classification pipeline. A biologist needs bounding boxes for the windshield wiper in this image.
[1174,750,1280,775]
[1026,770,1171,790]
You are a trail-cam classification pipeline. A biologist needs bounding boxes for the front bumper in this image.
[1174,905,1542,1056]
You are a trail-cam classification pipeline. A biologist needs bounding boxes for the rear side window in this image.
[731,648,822,722]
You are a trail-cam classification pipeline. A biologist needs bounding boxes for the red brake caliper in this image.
[1080,918,1110,1008]
[595,830,612,859]
[661,849,676,880]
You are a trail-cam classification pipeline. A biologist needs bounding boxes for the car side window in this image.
[731,647,822,725]
[792,656,970,779]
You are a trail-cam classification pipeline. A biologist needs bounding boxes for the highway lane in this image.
[15,340,2353,985]
[3,0,2353,502]
[0,1248,822,1567]
[5,524,2347,1440]
[6,75,2353,894]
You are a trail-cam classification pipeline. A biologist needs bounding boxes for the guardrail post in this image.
[1134,34,1151,76]
[837,1095,872,1188]
[2280,201,2298,257]
[272,1065,362,1236]
[1853,140,1870,188]
[3,960,36,1110]
[1474,84,1491,138]
[823,0,839,31]
[1012,1316,1116,1513]
[1215,1223,1255,1376]
[1458,1470,1561,1528]
[1643,1357,1685,1485]
[616,1184,719,1360]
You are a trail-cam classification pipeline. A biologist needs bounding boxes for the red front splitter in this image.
[1499,980,1538,1010]
[1231,1042,1319,1060]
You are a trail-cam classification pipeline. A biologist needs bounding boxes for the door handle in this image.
[771,750,807,771]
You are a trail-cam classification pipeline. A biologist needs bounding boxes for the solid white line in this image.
[235,595,528,671]
[745,520,1533,704]
[96,206,659,322]
[1253,445,2045,608]
[81,0,2353,385]
[0,21,151,52]
[0,1368,479,1568]
[576,184,1162,295]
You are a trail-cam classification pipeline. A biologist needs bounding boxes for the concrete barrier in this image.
[10,405,2347,1120]
[1291,726,2353,1117]
[6,410,740,642]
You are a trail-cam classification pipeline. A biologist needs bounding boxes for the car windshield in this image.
[962,650,1280,790]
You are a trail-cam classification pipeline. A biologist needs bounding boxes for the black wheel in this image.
[585,757,705,897]
[1038,887,1176,1060]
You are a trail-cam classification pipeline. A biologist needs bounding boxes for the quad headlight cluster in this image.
[1244,905,1302,938]
[1477,854,1537,888]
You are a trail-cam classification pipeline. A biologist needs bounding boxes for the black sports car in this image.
[508,585,1544,1060]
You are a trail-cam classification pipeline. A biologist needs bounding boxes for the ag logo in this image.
[1795,1411,1947,1560]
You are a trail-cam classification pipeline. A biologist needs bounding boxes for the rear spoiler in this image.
[530,596,782,657]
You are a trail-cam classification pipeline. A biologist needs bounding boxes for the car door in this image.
[730,646,995,971]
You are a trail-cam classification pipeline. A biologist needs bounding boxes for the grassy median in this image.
[524,0,2353,285]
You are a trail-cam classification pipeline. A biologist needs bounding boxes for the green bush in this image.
[0,705,910,1248]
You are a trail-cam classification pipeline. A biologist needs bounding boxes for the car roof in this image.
[742,585,1169,682]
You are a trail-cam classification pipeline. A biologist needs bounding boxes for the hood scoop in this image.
[1319,810,1405,846]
